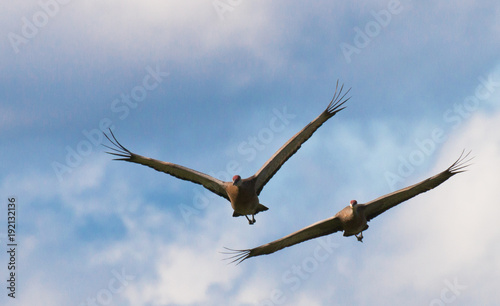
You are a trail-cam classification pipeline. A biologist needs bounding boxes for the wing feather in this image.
[254,81,350,195]
[103,130,229,201]
[363,150,473,221]
[223,216,343,264]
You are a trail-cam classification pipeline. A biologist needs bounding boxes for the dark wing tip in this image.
[448,149,474,174]
[220,247,252,265]
[325,80,351,116]
[102,128,133,160]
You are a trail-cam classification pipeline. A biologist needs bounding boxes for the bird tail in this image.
[255,203,269,214]
[232,204,269,218]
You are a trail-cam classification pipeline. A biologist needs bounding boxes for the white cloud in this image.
[8,106,497,305]
[345,109,500,304]
[14,273,68,305]
[4,1,285,68]
[210,101,500,306]
[3,2,500,305]
[127,245,240,305]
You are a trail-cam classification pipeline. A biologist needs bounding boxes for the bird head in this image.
[232,175,242,186]
[349,200,358,208]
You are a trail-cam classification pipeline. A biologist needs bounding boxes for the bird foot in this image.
[355,232,364,243]
[246,215,256,225]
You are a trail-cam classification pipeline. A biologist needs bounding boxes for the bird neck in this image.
[351,205,358,216]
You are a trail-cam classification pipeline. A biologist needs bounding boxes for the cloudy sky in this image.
[1,1,500,305]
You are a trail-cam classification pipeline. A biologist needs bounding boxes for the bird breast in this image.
[225,182,259,212]
[335,206,367,235]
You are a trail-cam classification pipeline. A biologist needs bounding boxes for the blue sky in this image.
[1,1,500,305]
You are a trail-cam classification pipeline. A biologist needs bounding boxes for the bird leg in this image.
[245,215,256,225]
[355,232,364,243]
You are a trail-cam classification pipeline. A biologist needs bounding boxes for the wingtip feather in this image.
[448,149,474,174]
[326,81,351,115]
[221,247,251,265]
[102,128,133,160]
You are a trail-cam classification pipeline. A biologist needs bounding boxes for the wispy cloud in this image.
[2,1,500,305]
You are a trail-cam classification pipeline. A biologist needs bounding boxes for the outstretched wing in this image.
[362,150,473,221]
[254,81,350,195]
[224,216,343,264]
[103,129,229,201]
